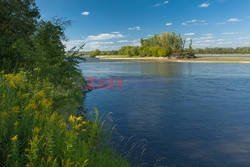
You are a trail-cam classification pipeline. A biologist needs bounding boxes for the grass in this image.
[0,71,130,167]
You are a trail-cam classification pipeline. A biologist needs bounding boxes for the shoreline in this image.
[98,55,250,64]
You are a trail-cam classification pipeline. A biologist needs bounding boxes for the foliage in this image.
[0,0,130,166]
[0,72,130,167]
[89,49,101,58]
[194,47,250,54]
[118,32,189,58]
[141,32,185,51]
[0,0,40,73]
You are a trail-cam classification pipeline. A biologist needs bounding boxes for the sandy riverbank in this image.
[98,54,250,63]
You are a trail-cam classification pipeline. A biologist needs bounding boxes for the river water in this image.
[79,59,250,167]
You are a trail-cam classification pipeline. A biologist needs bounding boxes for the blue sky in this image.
[36,0,250,51]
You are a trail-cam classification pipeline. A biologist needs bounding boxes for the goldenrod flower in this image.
[84,159,88,166]
[21,93,30,98]
[76,116,83,121]
[81,121,87,125]
[81,129,87,133]
[38,99,53,109]
[0,111,9,118]
[35,90,45,98]
[12,106,20,113]
[32,127,40,134]
[73,124,82,130]
[5,73,23,88]
[69,115,76,123]
[59,122,66,128]
[65,159,74,166]
[25,100,37,110]
[11,135,18,141]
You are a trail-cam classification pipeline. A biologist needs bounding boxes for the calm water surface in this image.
[79,60,250,167]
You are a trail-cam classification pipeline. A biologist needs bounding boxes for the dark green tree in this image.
[0,0,40,72]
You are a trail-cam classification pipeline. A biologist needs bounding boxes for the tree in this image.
[90,49,101,57]
[0,0,40,72]
[189,39,193,51]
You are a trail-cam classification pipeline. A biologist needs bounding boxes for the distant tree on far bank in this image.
[194,47,250,54]
[118,32,193,58]
[89,49,101,58]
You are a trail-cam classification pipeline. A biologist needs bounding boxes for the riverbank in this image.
[98,54,250,63]
[0,71,130,167]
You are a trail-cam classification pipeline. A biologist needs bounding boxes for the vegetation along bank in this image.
[0,1,130,166]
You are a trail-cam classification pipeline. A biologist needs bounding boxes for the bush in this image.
[0,72,130,167]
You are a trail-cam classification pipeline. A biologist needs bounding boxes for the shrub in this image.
[0,72,130,167]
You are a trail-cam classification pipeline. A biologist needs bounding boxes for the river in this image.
[79,59,250,167]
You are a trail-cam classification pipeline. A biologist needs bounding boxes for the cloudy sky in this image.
[37,0,250,51]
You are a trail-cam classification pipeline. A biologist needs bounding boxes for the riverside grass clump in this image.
[0,72,130,167]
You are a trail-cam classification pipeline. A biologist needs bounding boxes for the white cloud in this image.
[153,3,160,7]
[238,37,250,40]
[222,32,242,35]
[184,33,195,36]
[153,1,168,7]
[199,3,210,8]
[128,26,141,31]
[86,33,125,41]
[203,33,213,36]
[216,18,241,25]
[194,36,214,40]
[215,22,226,25]
[118,40,129,43]
[227,18,241,22]
[192,37,233,48]
[64,40,121,51]
[112,31,120,34]
[182,19,207,26]
[166,22,173,26]
[81,11,89,16]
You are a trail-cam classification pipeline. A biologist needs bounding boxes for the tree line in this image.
[194,47,250,54]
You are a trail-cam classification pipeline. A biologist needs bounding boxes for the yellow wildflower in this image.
[69,115,76,123]
[84,159,88,166]
[21,93,30,99]
[65,159,74,167]
[59,122,66,128]
[76,116,83,121]
[11,135,18,141]
[35,90,45,98]
[5,73,23,88]
[81,121,87,125]
[0,111,8,118]
[38,99,53,109]
[73,124,82,130]
[81,129,87,133]
[47,156,53,163]
[32,127,40,134]
[25,100,37,110]
[12,106,20,113]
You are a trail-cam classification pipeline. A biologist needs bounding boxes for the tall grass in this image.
[0,71,130,167]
